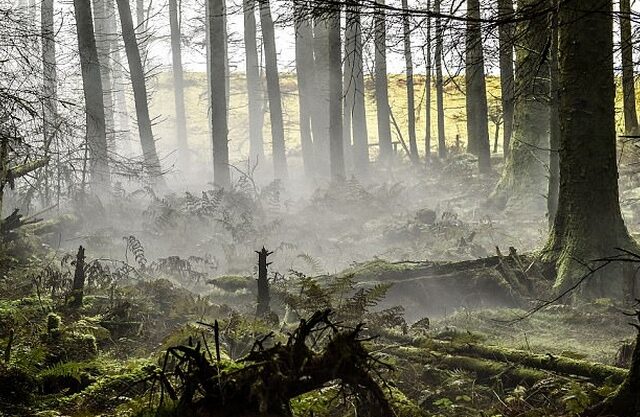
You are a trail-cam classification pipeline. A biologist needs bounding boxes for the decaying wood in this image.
[160,309,393,417]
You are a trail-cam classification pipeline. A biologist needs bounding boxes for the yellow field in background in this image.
[148,72,631,168]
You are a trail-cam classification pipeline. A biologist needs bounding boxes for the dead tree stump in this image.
[256,247,273,318]
[69,246,86,309]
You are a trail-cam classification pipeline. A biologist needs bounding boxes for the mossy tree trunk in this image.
[491,0,550,213]
[465,0,491,173]
[548,0,560,226]
[542,0,638,300]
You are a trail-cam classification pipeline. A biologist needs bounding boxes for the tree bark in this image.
[434,0,447,159]
[498,0,515,158]
[548,0,560,227]
[169,0,189,170]
[402,0,419,163]
[542,0,637,299]
[491,0,550,212]
[207,0,231,188]
[244,0,265,164]
[465,0,491,173]
[424,0,432,163]
[344,1,369,176]
[74,0,111,192]
[94,0,115,151]
[620,0,638,136]
[259,0,288,180]
[312,12,331,175]
[374,0,393,162]
[328,4,344,180]
[116,0,164,184]
[41,0,57,153]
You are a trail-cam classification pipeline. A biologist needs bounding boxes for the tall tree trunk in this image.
[329,4,344,180]
[106,0,132,153]
[343,10,354,171]
[374,0,393,162]
[465,0,491,173]
[169,0,189,170]
[208,0,231,188]
[402,0,419,163]
[542,0,637,300]
[498,0,515,158]
[116,0,164,183]
[73,0,110,192]
[294,0,315,177]
[94,0,116,150]
[620,0,638,136]
[345,1,369,176]
[244,0,265,163]
[434,0,446,159]
[491,0,550,212]
[312,13,330,175]
[548,0,560,227]
[41,0,57,176]
[424,0,432,164]
[259,0,288,180]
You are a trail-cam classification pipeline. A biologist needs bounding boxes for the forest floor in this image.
[2,141,640,415]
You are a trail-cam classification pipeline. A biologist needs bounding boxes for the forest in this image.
[2,0,640,415]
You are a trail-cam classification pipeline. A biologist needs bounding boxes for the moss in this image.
[339,259,420,282]
[208,275,254,292]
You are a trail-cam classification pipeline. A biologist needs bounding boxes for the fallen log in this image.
[387,342,627,386]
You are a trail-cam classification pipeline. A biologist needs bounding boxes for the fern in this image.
[124,236,147,269]
[38,360,89,383]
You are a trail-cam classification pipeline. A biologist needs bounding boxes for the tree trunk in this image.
[343,8,354,171]
[402,0,419,163]
[620,0,638,136]
[116,0,164,185]
[207,0,231,188]
[94,0,115,151]
[41,0,57,153]
[434,0,446,159]
[244,0,265,164]
[328,4,344,180]
[259,0,288,180]
[345,1,369,176]
[542,0,637,299]
[465,0,491,173]
[312,13,330,176]
[424,0,432,164]
[106,0,132,153]
[548,0,560,227]
[74,0,111,192]
[498,0,515,158]
[491,0,550,212]
[374,0,393,162]
[38,0,57,209]
[169,0,189,170]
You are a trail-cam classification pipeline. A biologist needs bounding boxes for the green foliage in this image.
[281,272,406,331]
